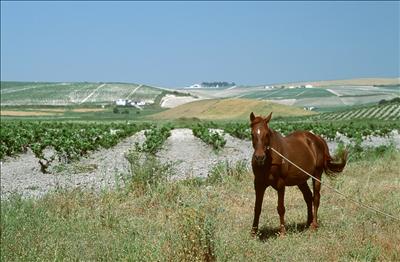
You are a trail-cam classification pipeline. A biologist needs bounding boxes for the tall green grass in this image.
[2,150,399,261]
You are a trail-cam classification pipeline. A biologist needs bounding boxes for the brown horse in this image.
[250,112,347,236]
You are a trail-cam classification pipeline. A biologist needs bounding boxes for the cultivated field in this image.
[309,102,400,121]
[0,82,164,106]
[184,79,399,111]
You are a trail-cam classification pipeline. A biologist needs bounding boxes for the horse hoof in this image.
[279,226,286,237]
[310,223,319,230]
[251,227,258,237]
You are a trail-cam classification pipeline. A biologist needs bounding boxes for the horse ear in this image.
[264,112,272,123]
[250,112,255,122]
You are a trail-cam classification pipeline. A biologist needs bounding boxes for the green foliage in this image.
[124,150,174,194]
[0,121,148,171]
[269,120,399,141]
[223,122,251,140]
[136,124,173,154]
[341,138,398,163]
[192,124,226,150]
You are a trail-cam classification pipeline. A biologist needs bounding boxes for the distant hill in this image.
[2,78,398,113]
[0,81,165,106]
[185,79,399,112]
[274,77,399,87]
[150,98,314,120]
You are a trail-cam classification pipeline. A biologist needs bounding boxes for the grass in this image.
[150,98,314,121]
[2,148,399,261]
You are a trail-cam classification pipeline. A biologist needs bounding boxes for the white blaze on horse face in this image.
[257,129,261,135]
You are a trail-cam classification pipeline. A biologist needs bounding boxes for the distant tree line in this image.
[379,97,400,105]
[201,82,235,87]
[373,84,400,87]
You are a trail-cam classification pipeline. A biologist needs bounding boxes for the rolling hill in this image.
[2,78,398,117]
[185,81,399,112]
[0,81,166,106]
[150,98,315,120]
[278,77,400,87]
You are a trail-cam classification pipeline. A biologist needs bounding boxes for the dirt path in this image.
[80,83,106,104]
[126,84,143,99]
[160,95,200,108]
[157,129,252,179]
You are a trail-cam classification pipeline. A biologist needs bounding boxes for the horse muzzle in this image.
[254,154,266,165]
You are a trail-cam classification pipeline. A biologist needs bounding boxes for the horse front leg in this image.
[277,187,286,235]
[252,185,267,236]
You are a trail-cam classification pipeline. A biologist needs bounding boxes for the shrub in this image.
[124,150,174,194]
[172,205,217,261]
[207,160,249,185]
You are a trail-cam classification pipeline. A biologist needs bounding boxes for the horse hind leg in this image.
[311,173,322,229]
[297,182,313,226]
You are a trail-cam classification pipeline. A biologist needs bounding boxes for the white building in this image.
[305,84,313,88]
[116,99,126,106]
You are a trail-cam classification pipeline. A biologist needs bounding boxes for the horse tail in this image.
[318,135,348,177]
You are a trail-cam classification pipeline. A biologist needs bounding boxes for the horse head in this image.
[250,112,272,166]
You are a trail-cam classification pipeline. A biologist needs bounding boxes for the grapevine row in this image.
[0,121,149,162]
[313,103,400,121]
[137,124,173,154]
[192,124,227,150]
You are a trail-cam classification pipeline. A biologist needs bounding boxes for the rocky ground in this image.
[1,129,399,199]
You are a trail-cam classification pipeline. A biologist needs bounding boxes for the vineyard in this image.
[0,82,164,106]
[2,119,399,173]
[0,121,150,172]
[309,102,400,121]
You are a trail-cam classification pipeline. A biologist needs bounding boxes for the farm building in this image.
[115,99,127,106]
[115,99,146,107]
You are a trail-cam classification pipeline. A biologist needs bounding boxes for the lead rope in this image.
[267,146,400,222]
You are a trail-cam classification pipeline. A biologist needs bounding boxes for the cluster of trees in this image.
[201,82,235,87]
[373,84,400,87]
[378,97,400,105]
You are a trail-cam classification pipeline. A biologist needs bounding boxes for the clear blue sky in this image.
[1,1,399,87]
